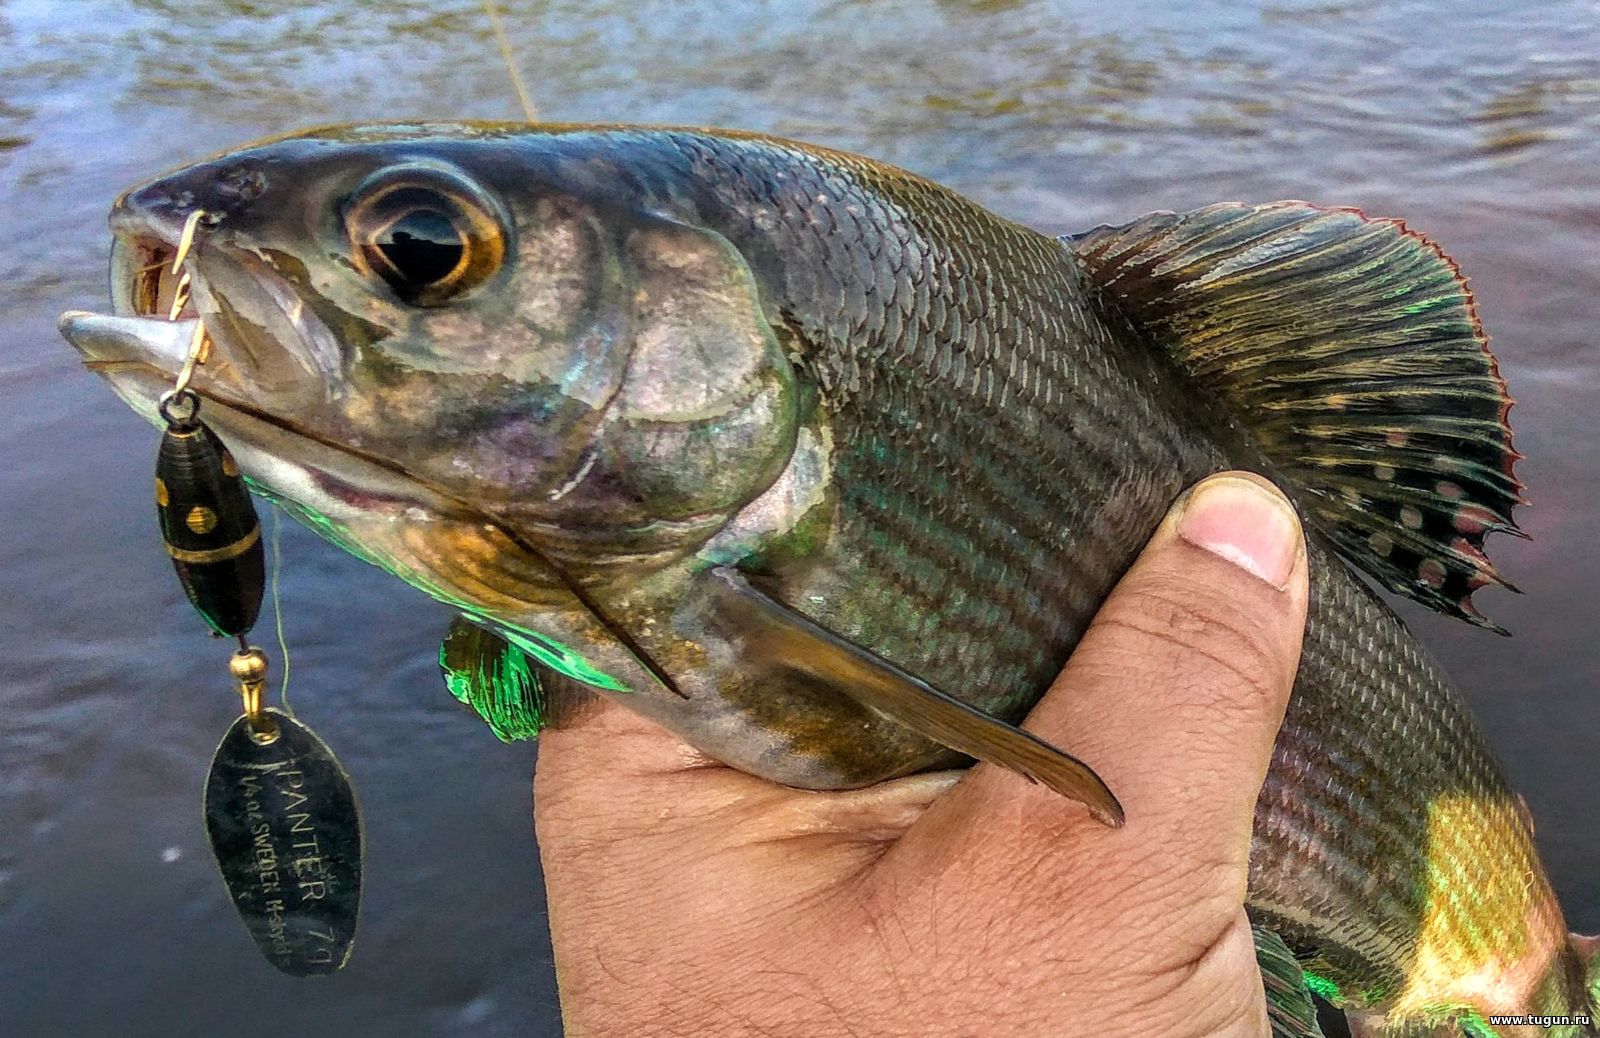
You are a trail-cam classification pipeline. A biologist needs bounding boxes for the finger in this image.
[878,472,1309,934]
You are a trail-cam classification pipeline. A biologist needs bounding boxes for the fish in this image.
[59,122,1597,1036]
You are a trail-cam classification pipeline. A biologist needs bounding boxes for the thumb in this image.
[877,471,1308,994]
[1052,469,1311,861]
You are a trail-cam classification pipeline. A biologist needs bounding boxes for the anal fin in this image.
[1255,925,1329,1038]
[708,566,1124,827]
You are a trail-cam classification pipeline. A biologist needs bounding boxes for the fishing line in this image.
[481,0,538,122]
[271,506,294,719]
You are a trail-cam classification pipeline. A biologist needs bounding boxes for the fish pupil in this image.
[373,208,463,295]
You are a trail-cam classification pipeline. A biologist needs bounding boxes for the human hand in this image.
[535,471,1310,1038]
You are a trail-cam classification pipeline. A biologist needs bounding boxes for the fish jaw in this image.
[105,196,348,408]
[63,306,630,668]
[61,304,427,531]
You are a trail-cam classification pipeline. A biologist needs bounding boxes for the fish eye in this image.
[344,167,506,306]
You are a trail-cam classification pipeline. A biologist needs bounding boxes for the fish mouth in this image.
[59,314,469,526]
[111,218,197,322]
[61,204,422,522]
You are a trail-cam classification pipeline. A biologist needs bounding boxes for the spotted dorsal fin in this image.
[1066,202,1524,631]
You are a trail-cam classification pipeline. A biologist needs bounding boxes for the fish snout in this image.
[112,159,270,244]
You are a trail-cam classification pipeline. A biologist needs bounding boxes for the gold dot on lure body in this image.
[186,505,219,535]
[155,477,169,506]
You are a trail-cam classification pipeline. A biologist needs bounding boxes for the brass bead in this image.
[229,648,268,684]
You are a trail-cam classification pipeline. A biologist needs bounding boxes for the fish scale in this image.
[1258,573,1475,995]
[684,134,1229,707]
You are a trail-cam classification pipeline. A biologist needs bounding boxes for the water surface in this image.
[2,1,1597,1035]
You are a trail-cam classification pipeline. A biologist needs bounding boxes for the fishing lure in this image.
[153,212,361,976]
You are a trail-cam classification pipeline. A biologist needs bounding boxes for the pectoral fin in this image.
[709,566,1124,827]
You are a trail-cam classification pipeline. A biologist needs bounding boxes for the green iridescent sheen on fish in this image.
[1305,971,1342,1003]
[60,123,1596,1035]
[440,617,546,741]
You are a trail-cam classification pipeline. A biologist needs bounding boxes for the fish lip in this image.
[99,199,342,395]
[110,197,189,246]
[57,305,435,518]
[60,309,200,371]
[60,342,464,522]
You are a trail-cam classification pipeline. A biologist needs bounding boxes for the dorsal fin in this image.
[1065,202,1524,631]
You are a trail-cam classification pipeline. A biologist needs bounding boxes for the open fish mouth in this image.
[60,263,451,534]
[112,225,199,321]
[59,202,454,526]
[60,311,463,527]
[71,208,213,383]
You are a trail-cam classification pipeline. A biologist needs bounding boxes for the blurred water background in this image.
[1,1,1596,1035]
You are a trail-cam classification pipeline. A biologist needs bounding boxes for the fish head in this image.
[60,126,802,619]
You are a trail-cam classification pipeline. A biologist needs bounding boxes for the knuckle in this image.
[1114,913,1269,1038]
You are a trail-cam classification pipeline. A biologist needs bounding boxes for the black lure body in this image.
[155,411,265,637]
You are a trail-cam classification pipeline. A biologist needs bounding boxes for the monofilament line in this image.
[482,0,538,122]
[270,507,294,718]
